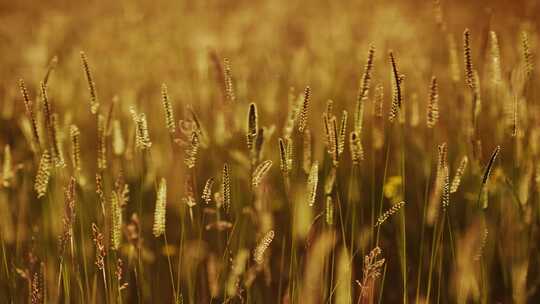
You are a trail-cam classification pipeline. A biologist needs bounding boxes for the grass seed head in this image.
[253,230,274,264]
[153,178,167,237]
[34,150,51,199]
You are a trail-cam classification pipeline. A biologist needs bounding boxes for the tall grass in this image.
[0,0,539,303]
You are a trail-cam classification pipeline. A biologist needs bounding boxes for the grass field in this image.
[0,0,539,303]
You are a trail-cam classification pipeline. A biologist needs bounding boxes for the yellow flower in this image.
[383,176,403,201]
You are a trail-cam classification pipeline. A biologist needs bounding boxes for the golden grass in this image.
[0,1,539,303]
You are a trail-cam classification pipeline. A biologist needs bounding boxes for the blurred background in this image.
[1,0,540,303]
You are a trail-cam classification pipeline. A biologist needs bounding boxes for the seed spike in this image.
[153,178,167,237]
[253,230,274,264]
[350,131,364,165]
[110,191,122,250]
[388,51,403,122]
[463,29,474,90]
[521,30,534,81]
[450,156,468,193]
[202,178,215,204]
[222,163,231,213]
[161,83,176,134]
[338,111,348,155]
[355,45,375,132]
[35,150,51,198]
[18,79,41,150]
[279,138,288,174]
[70,125,81,172]
[223,58,236,103]
[247,103,258,153]
[252,160,272,187]
[375,201,405,227]
[307,162,319,206]
[482,146,500,186]
[80,51,100,114]
[427,76,439,128]
[298,86,310,133]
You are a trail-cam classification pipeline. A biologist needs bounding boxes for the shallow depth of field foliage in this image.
[1,0,540,303]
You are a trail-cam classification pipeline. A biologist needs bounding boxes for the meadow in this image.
[0,0,539,303]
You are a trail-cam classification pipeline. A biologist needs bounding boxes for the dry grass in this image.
[0,0,539,303]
